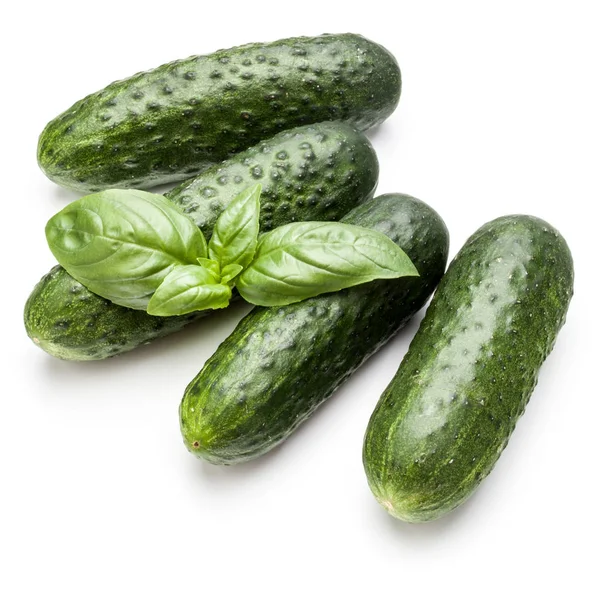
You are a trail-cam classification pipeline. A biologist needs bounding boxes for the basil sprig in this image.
[46,185,419,316]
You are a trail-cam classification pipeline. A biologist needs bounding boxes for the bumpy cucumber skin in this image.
[37,33,400,192]
[167,121,378,232]
[363,216,574,522]
[24,265,201,360]
[180,194,449,465]
[25,123,378,361]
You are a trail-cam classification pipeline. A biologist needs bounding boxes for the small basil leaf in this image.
[45,189,208,310]
[236,221,419,306]
[220,263,244,286]
[208,184,261,270]
[197,257,221,280]
[146,265,231,316]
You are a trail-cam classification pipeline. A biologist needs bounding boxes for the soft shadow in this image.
[195,442,290,488]
[48,185,80,206]
[147,182,177,195]
[366,118,403,145]
[366,122,384,141]
[363,489,476,544]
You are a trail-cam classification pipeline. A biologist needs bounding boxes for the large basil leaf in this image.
[236,221,419,306]
[147,265,231,316]
[208,184,261,270]
[45,189,208,310]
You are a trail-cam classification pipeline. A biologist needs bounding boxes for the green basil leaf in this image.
[45,189,208,310]
[220,263,244,285]
[236,221,419,306]
[197,257,221,280]
[146,265,231,316]
[208,184,261,270]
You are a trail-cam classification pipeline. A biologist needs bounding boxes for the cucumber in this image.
[37,33,400,192]
[25,122,378,360]
[363,215,574,522]
[179,194,449,464]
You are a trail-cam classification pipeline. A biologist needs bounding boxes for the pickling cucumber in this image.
[179,194,449,464]
[363,215,574,522]
[37,33,400,191]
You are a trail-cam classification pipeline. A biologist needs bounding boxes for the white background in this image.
[1,1,598,598]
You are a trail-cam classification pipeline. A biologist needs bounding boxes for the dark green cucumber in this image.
[38,33,400,192]
[179,194,449,464]
[25,122,378,360]
[363,215,574,522]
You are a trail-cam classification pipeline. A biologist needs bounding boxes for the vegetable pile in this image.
[25,33,574,523]
[26,121,379,360]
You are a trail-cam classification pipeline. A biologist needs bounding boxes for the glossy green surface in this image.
[363,215,574,522]
[25,123,378,360]
[180,194,449,464]
[24,265,202,360]
[38,33,400,191]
